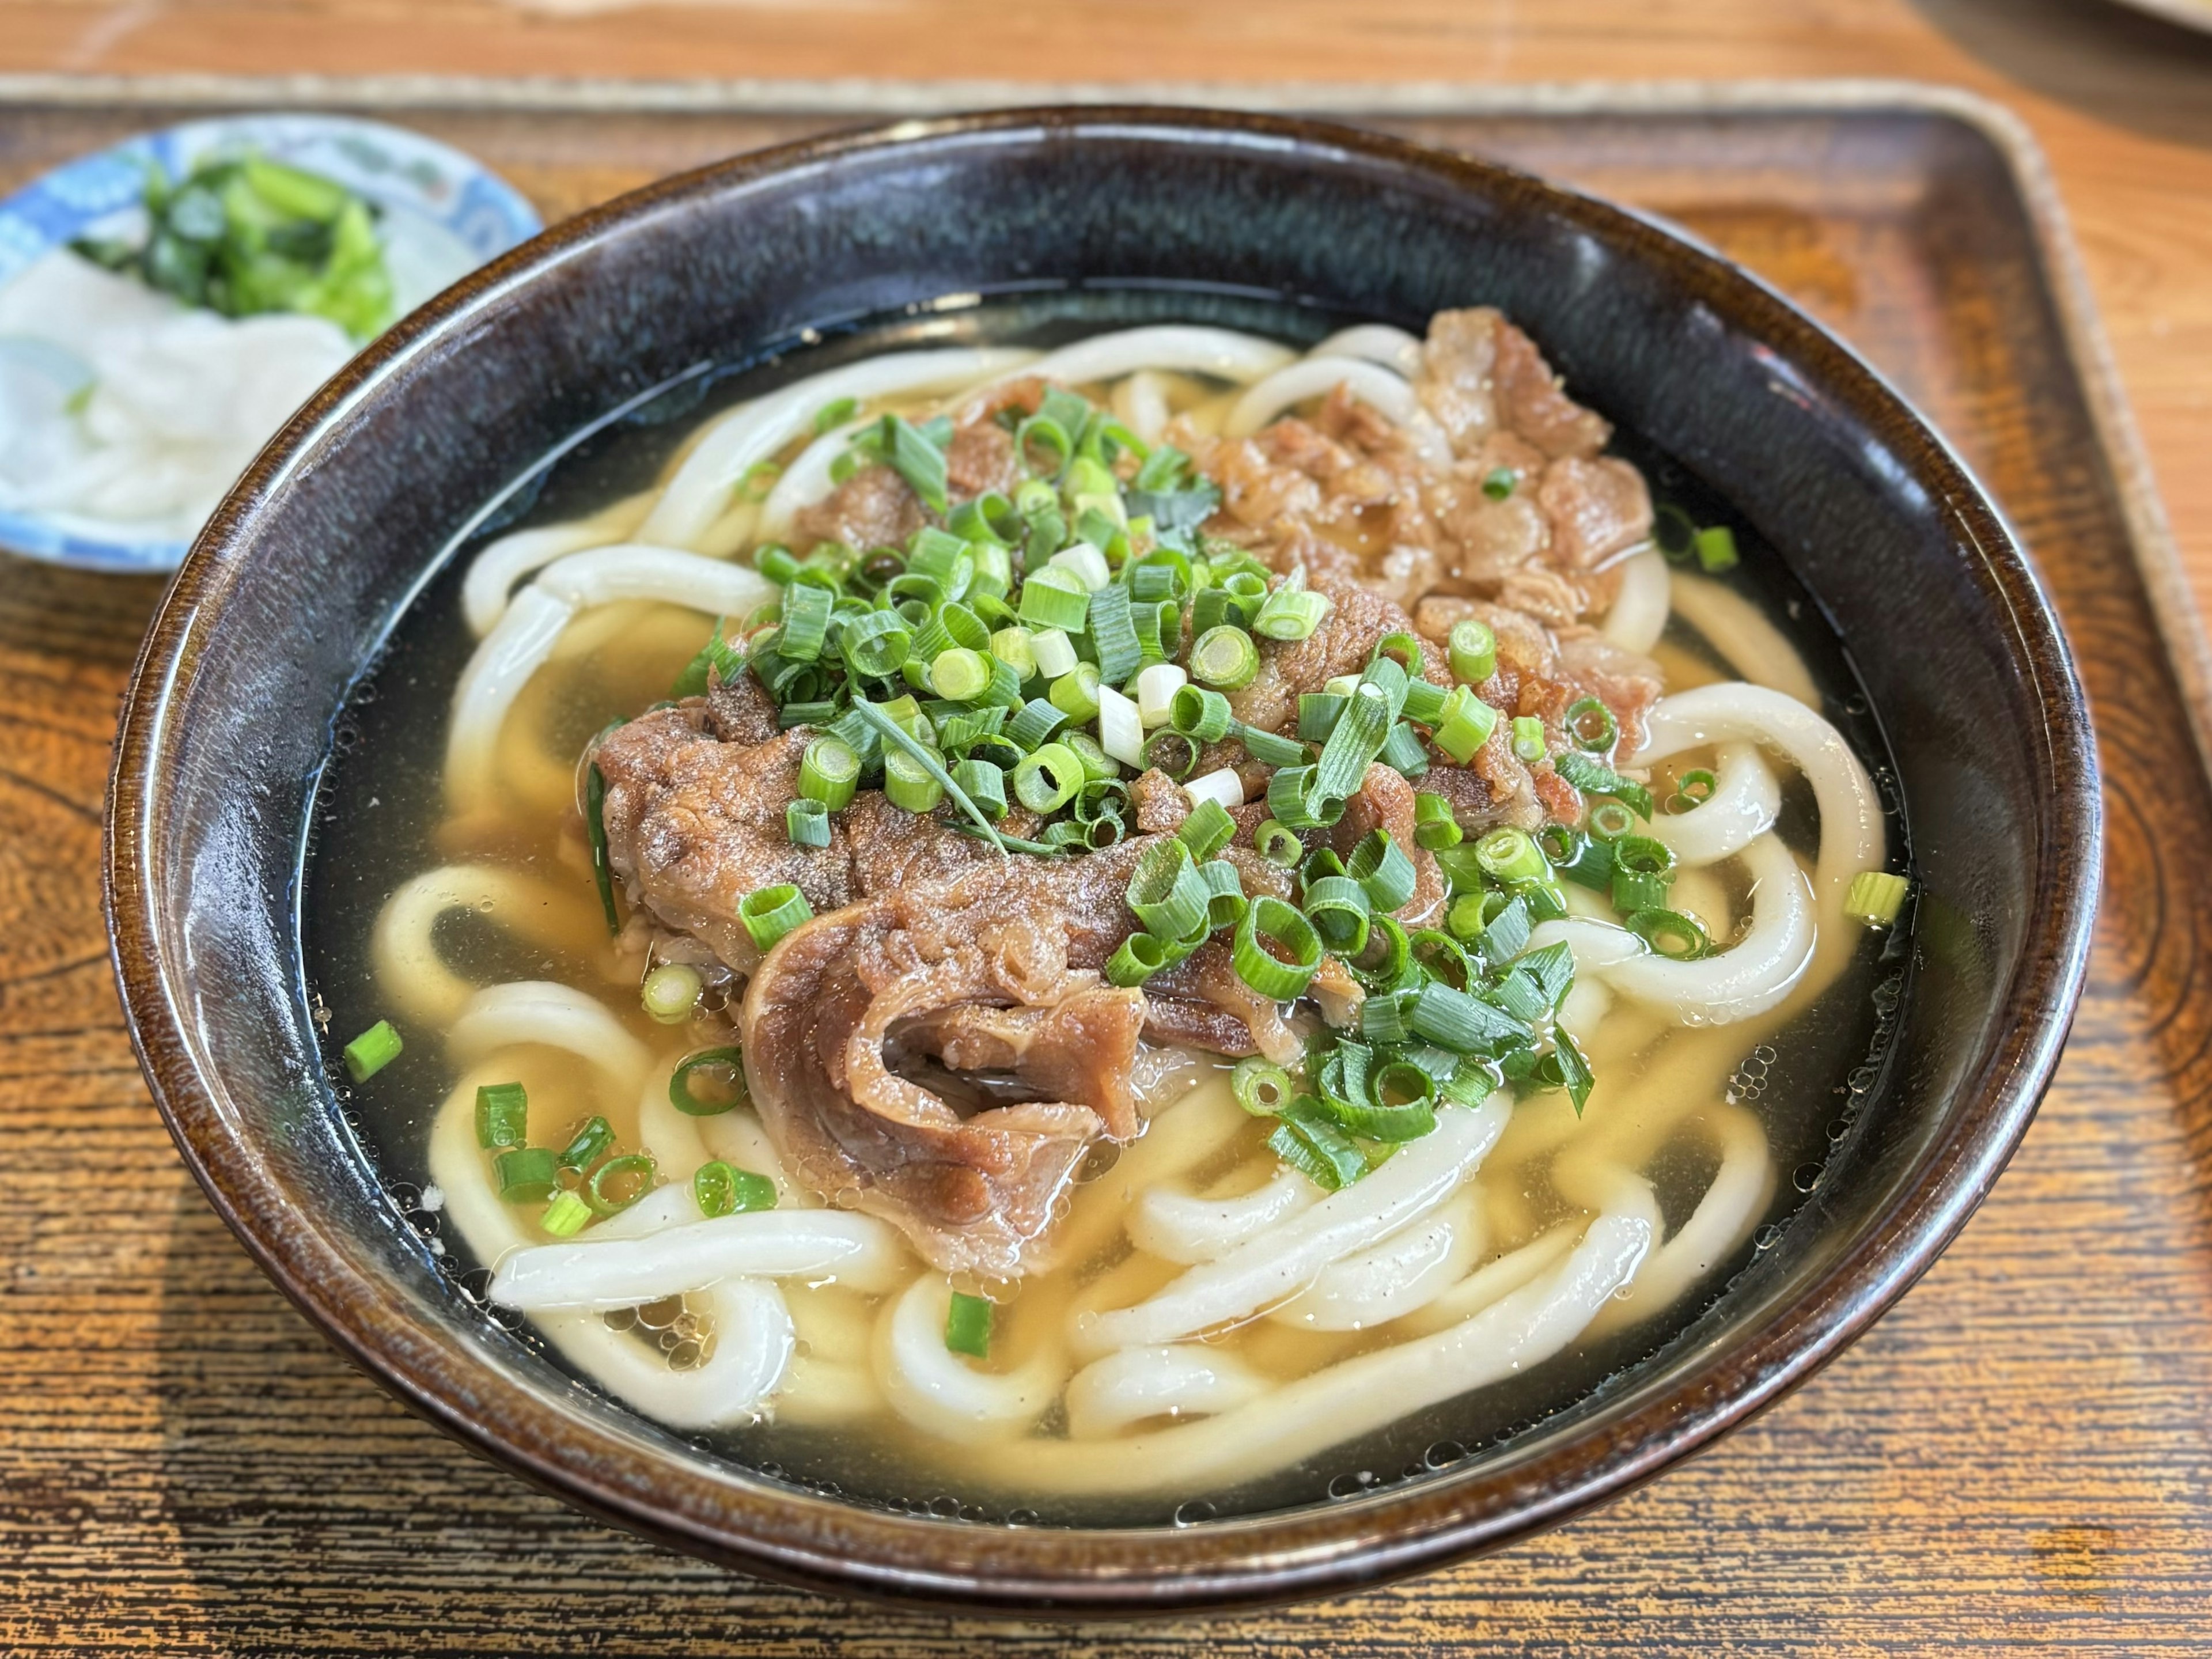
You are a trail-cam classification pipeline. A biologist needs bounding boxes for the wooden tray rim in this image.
[3,70,2195,780]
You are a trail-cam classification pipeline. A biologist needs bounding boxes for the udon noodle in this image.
[323,309,1905,1515]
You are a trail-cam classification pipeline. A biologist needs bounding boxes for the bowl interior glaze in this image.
[107,108,2099,1613]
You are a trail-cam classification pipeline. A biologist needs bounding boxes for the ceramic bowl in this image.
[106,107,2100,1613]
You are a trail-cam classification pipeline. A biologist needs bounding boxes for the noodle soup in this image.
[307,303,1908,1524]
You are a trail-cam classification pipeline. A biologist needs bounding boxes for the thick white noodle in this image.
[756,417,863,543]
[370,864,595,1027]
[1308,323,1425,379]
[1049,1076,1248,1270]
[874,1274,1065,1445]
[1075,1100,1509,1355]
[1556,974,1615,1047]
[974,1180,1658,1494]
[1630,683,1884,921]
[1585,1104,1772,1336]
[1267,1193,1486,1331]
[587,1180,702,1242]
[634,346,1035,550]
[1126,1166,1319,1266]
[444,546,773,804]
[1603,547,1672,654]
[427,1070,796,1427]
[1668,573,1821,708]
[1397,1225,1582,1338]
[632,1065,794,1202]
[460,487,657,638]
[1020,326,1294,390]
[1531,833,1815,1024]
[539,1281,795,1430]
[1111,369,1171,445]
[774,1354,882,1426]
[1063,1344,1269,1441]
[1646,744,1781,868]
[1224,356,1454,472]
[487,1209,910,1312]
[446,980,653,1094]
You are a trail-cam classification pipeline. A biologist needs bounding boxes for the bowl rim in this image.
[104,104,2102,1613]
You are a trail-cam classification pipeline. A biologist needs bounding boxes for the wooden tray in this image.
[3,78,2207,1654]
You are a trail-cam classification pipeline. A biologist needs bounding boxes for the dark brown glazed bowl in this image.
[105,108,2100,1613]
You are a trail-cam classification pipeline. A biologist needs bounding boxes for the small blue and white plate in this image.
[0,113,542,574]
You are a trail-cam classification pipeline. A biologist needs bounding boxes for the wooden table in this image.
[5,3,2212,1654]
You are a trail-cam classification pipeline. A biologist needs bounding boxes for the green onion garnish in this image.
[1142,729,1199,781]
[1667,767,1720,813]
[1313,683,1392,798]
[786,797,832,848]
[695,1160,778,1218]
[1106,931,1168,987]
[800,735,860,811]
[1012,742,1086,813]
[1253,818,1303,868]
[1176,799,1236,864]
[586,1152,656,1217]
[1587,799,1637,842]
[1414,791,1462,850]
[541,1190,593,1237]
[1266,765,1341,831]
[930,646,993,703]
[1474,827,1549,887]
[1844,869,1910,929]
[779,581,834,661]
[1481,467,1517,501]
[1231,1058,1292,1117]
[1695,525,1740,572]
[474,1081,527,1149]
[1565,696,1618,753]
[1268,1103,1366,1190]
[1431,687,1499,765]
[494,1146,560,1203]
[1511,715,1547,764]
[1298,693,1346,744]
[839,609,913,679]
[1348,828,1417,911]
[1448,619,1497,685]
[1626,907,1715,958]
[1234,723,1308,768]
[1233,896,1324,1000]
[851,698,1009,853]
[1017,567,1089,634]
[739,883,815,951]
[1127,840,1209,938]
[1554,751,1656,820]
[1252,571,1331,642]
[1088,585,1144,683]
[1302,874,1372,956]
[1612,869,1672,912]
[669,1046,747,1116]
[1189,624,1260,690]
[1196,858,1250,930]
[1400,679,1450,726]
[950,757,1008,820]
[883,745,945,814]
[341,1018,402,1083]
[641,963,704,1025]
[1169,684,1233,744]
[813,395,858,434]
[558,1116,615,1172]
[585,762,620,935]
[945,1290,994,1358]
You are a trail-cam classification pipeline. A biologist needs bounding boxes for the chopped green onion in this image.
[1348,829,1418,912]
[1533,1028,1597,1113]
[1448,618,1497,685]
[1696,524,1741,572]
[800,735,861,810]
[1063,729,1120,783]
[1668,767,1720,813]
[1017,567,1090,634]
[1410,980,1529,1055]
[1169,684,1233,743]
[1334,1059,1438,1142]
[990,624,1038,683]
[1127,840,1209,938]
[1187,624,1260,692]
[1136,662,1189,728]
[1475,827,1549,886]
[945,1291,994,1358]
[474,1081,528,1148]
[1303,874,1372,955]
[785,797,831,848]
[559,1115,616,1171]
[1179,797,1237,862]
[853,414,949,515]
[1088,585,1145,684]
[1400,679,1450,726]
[669,1047,746,1116]
[1626,907,1715,958]
[740,461,783,502]
[779,581,834,661]
[1349,914,1413,991]
[1447,891,1490,942]
[852,698,1009,853]
[1007,698,1068,751]
[1049,662,1103,724]
[641,963,704,1024]
[1254,819,1303,868]
[1267,765,1342,831]
[1050,541,1113,593]
[1232,1057,1293,1117]
[1414,791,1463,851]
[1298,693,1347,743]
[341,1019,402,1083]
[1358,987,1413,1043]
[695,1160,778,1218]
[1612,835,1676,877]
[1031,627,1080,679]
[930,646,993,702]
[1565,696,1618,753]
[1654,502,1698,561]
[1358,653,1411,719]
[1253,571,1331,641]
[813,395,858,433]
[1142,729,1199,781]
[1540,821,1615,891]
[541,1190,593,1237]
[884,745,946,814]
[1613,870,1672,912]
[778,699,838,729]
[1099,681,1147,768]
[1431,686,1499,765]
[1587,799,1637,842]
[1234,723,1308,768]
[1511,715,1547,764]
[494,1146,560,1203]
[1844,870,1911,929]
[1380,720,1430,778]
[585,762,620,934]
[1481,467,1517,501]
[586,1153,656,1217]
[1197,859,1249,930]
[1409,928,1475,991]
[739,884,815,951]
[1554,751,1656,820]
[1012,741,1086,813]
[1107,931,1169,987]
[1313,683,1392,798]
[950,757,1009,820]
[839,609,912,678]
[1269,1101,1366,1190]
[1233,896,1324,999]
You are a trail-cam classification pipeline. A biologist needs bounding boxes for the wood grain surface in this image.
[2,10,2212,1656]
